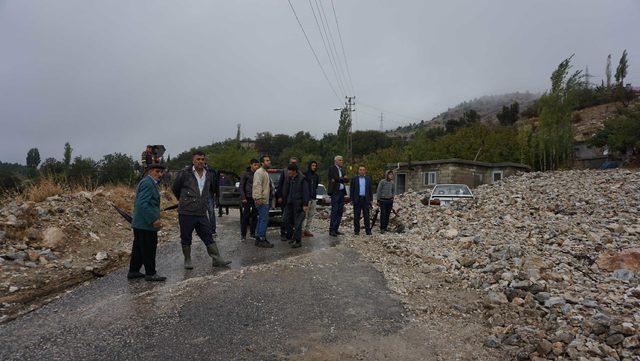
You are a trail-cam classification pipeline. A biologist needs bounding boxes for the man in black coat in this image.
[275,157,299,241]
[239,159,260,240]
[172,151,230,269]
[327,155,349,237]
[281,164,310,248]
[349,165,373,235]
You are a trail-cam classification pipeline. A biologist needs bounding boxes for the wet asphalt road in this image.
[0,211,407,360]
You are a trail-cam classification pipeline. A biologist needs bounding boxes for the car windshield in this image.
[432,185,472,196]
[268,172,281,184]
[316,185,327,195]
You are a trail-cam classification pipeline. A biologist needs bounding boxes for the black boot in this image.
[182,244,193,269]
[206,243,231,267]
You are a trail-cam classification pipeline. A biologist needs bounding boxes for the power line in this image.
[316,0,352,96]
[287,0,342,102]
[358,101,424,122]
[307,0,347,97]
[329,0,355,96]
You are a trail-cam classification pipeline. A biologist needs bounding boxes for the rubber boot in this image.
[206,243,231,267]
[182,245,193,269]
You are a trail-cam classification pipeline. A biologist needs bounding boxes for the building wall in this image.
[393,163,526,192]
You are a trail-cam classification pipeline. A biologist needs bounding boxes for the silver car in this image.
[428,184,474,206]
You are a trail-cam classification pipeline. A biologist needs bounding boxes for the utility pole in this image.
[379,112,384,132]
[346,96,355,165]
[334,96,355,167]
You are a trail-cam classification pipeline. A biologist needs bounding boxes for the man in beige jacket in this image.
[252,155,273,248]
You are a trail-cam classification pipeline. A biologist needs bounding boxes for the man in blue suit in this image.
[349,165,373,236]
[129,163,166,281]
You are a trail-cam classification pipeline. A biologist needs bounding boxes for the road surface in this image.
[0,210,503,360]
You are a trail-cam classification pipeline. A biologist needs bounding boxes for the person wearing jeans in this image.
[376,171,396,234]
[252,155,274,248]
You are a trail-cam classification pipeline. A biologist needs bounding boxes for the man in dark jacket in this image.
[239,159,260,240]
[303,160,319,237]
[328,155,349,237]
[349,165,373,235]
[172,151,230,269]
[275,157,299,241]
[281,164,310,248]
[129,163,166,281]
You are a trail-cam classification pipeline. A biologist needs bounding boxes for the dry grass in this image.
[24,177,64,203]
[108,184,135,213]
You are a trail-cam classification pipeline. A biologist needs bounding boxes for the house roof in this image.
[386,158,531,170]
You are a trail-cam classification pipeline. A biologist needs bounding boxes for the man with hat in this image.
[128,163,167,281]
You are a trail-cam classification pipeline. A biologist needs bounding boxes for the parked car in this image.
[217,171,241,207]
[316,184,331,206]
[267,169,283,224]
[428,184,474,206]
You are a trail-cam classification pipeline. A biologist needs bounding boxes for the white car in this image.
[316,184,331,206]
[428,184,474,206]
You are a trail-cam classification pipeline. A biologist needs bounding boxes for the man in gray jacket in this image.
[172,151,231,269]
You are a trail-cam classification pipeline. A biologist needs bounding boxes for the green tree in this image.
[606,54,612,88]
[337,107,352,157]
[63,142,73,168]
[590,104,640,160]
[26,148,41,170]
[206,144,259,176]
[68,156,97,186]
[461,109,480,124]
[615,50,628,85]
[351,130,392,157]
[533,55,581,171]
[40,157,65,176]
[26,148,41,177]
[496,102,520,126]
[99,153,135,185]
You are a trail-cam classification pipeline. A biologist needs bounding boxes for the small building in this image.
[386,158,530,194]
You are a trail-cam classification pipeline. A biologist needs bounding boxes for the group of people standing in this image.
[127,151,396,282]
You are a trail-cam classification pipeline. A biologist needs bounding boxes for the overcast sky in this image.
[1,0,638,164]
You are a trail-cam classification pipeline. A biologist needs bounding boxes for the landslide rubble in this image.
[345,169,640,360]
[0,186,178,322]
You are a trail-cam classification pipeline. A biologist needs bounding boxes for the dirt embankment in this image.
[0,185,178,322]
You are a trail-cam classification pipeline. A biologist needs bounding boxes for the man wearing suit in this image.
[350,165,373,236]
[327,155,350,237]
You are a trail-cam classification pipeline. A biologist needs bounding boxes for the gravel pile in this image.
[345,169,640,360]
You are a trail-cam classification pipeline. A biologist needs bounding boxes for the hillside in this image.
[387,92,539,138]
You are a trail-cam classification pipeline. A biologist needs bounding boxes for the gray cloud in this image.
[1,0,638,163]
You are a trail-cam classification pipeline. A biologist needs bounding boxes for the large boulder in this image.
[43,227,65,249]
